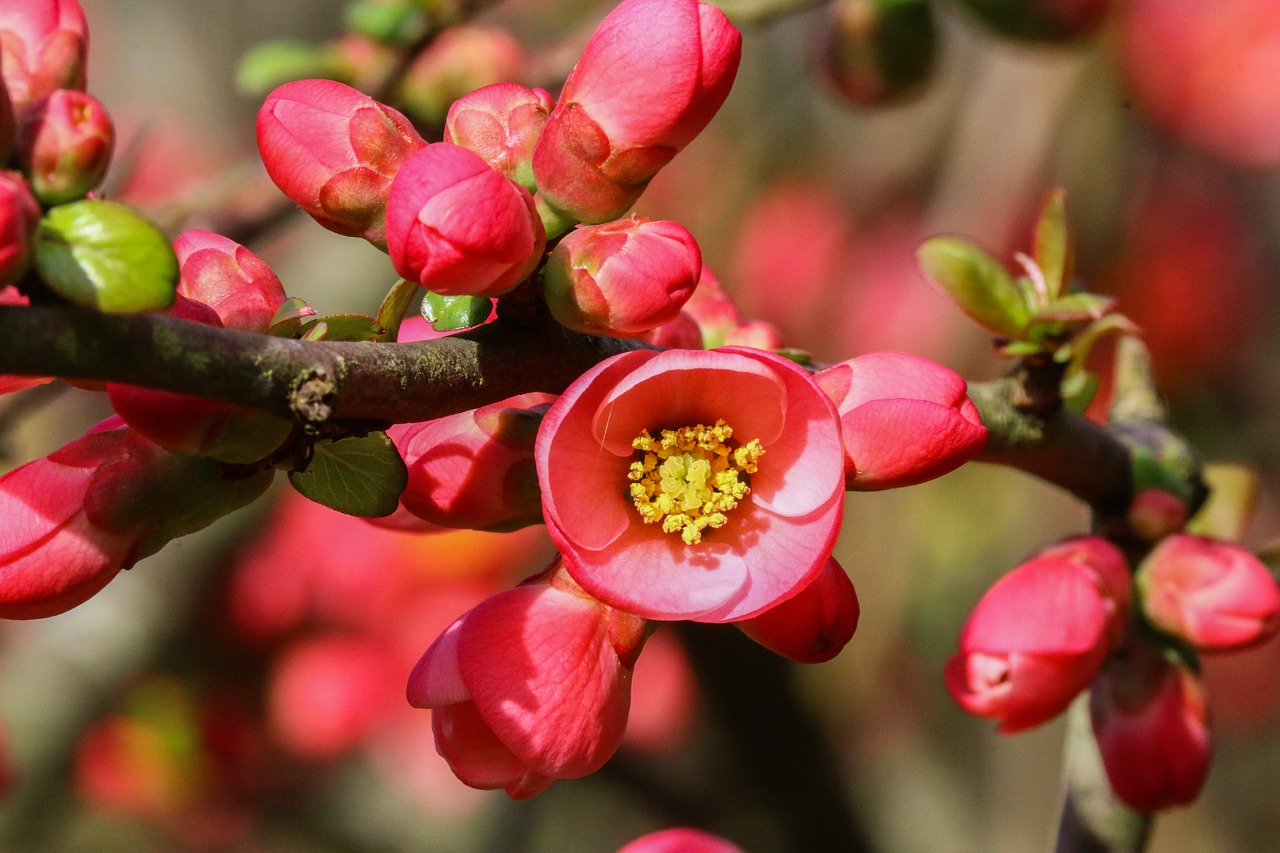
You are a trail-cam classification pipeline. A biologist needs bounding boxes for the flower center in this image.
[627,419,763,545]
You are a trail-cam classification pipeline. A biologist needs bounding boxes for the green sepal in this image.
[375,278,419,342]
[917,236,1032,338]
[298,314,384,342]
[421,291,492,332]
[288,432,408,518]
[1032,188,1072,301]
[772,348,814,366]
[265,297,317,337]
[1060,369,1099,415]
[1187,464,1259,542]
[34,200,178,314]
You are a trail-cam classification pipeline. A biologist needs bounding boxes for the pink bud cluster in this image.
[946,522,1280,811]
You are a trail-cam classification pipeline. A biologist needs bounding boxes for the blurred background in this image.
[3,0,1280,850]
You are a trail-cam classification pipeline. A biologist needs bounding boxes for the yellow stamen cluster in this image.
[627,419,763,545]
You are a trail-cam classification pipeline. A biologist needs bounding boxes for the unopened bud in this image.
[444,83,552,192]
[0,171,40,284]
[18,88,113,204]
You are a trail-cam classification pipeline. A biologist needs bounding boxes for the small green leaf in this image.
[298,314,384,342]
[288,432,408,518]
[266,296,317,337]
[236,40,337,96]
[34,200,178,314]
[1032,188,1072,300]
[1029,293,1115,324]
[344,0,426,46]
[1060,369,1099,414]
[375,278,420,341]
[917,236,1032,338]
[772,348,813,365]
[422,291,493,332]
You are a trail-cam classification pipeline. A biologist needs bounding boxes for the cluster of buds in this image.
[947,520,1280,811]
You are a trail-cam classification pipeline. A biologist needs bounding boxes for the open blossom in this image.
[392,392,556,532]
[618,828,747,853]
[386,142,545,297]
[257,79,425,247]
[0,0,88,117]
[532,0,741,225]
[536,347,845,622]
[1091,633,1211,811]
[543,216,701,337]
[0,418,273,619]
[945,537,1130,733]
[815,351,986,490]
[407,566,647,798]
[1136,534,1280,652]
[735,556,859,663]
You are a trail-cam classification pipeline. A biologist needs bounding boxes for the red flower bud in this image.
[532,0,741,224]
[1128,488,1190,542]
[1137,534,1280,652]
[1091,634,1211,811]
[386,142,545,296]
[736,556,859,663]
[393,392,556,532]
[0,171,40,284]
[945,540,1127,732]
[617,828,746,853]
[256,79,425,247]
[444,82,552,191]
[816,351,986,490]
[543,216,701,336]
[172,229,288,332]
[0,418,272,619]
[0,0,88,118]
[18,88,113,204]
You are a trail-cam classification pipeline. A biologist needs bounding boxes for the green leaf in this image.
[1032,188,1072,300]
[288,432,408,518]
[916,237,1032,338]
[422,291,493,332]
[344,0,426,46]
[298,314,384,342]
[266,296,317,337]
[34,200,178,314]
[236,40,337,96]
[1028,292,1115,324]
[375,278,420,342]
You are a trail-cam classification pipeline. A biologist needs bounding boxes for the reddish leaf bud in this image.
[543,216,701,337]
[736,556,859,663]
[256,79,425,247]
[444,82,553,192]
[395,25,526,127]
[1137,534,1280,652]
[945,542,1125,732]
[532,0,741,224]
[1091,634,1211,811]
[392,392,556,532]
[18,88,112,204]
[386,142,545,296]
[0,0,88,118]
[0,171,40,284]
[816,351,987,490]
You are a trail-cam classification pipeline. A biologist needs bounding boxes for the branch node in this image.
[290,370,336,428]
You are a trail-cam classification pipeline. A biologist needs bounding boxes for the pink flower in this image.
[171,229,288,332]
[407,566,647,798]
[386,142,545,297]
[617,828,746,853]
[1136,534,1280,652]
[1090,633,1211,811]
[1120,0,1280,167]
[443,82,552,191]
[815,351,986,490]
[107,232,290,461]
[532,0,741,224]
[535,347,845,622]
[945,537,1129,733]
[0,418,273,619]
[543,216,701,337]
[736,556,859,663]
[0,172,40,284]
[0,0,88,118]
[17,88,113,204]
[256,79,425,247]
[393,392,557,532]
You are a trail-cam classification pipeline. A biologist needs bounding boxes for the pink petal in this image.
[431,702,548,795]
[407,618,470,708]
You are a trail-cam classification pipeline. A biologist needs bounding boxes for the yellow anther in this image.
[627,419,764,544]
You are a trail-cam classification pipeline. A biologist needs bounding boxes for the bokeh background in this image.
[3,0,1280,850]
